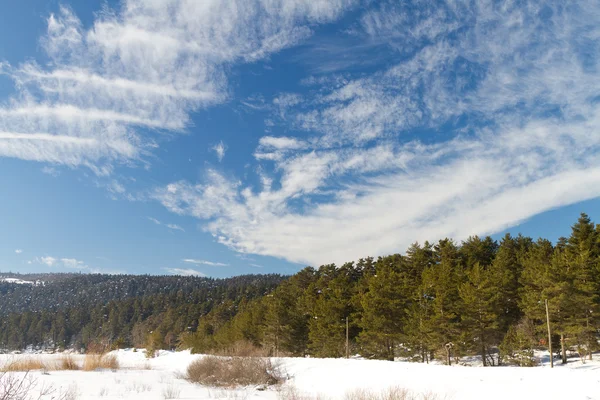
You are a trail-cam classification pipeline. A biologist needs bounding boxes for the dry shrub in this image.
[83,354,119,371]
[1,371,76,400]
[1,371,38,399]
[345,387,445,400]
[0,358,46,372]
[186,356,283,388]
[58,355,80,371]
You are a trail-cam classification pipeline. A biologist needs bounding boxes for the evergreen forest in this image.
[2,213,599,367]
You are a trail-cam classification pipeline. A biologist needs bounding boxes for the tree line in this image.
[1,214,598,366]
[180,213,600,366]
[0,274,284,351]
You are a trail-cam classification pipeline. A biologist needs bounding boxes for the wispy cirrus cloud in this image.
[164,268,206,277]
[212,141,227,162]
[155,0,600,266]
[182,258,229,267]
[29,254,123,274]
[147,217,185,232]
[0,0,359,174]
[32,256,89,270]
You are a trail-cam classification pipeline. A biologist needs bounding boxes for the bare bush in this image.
[1,371,76,400]
[186,356,283,388]
[1,371,37,400]
[59,384,79,400]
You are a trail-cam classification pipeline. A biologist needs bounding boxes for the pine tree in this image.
[491,234,531,334]
[303,263,359,358]
[563,214,599,361]
[264,279,310,356]
[460,236,498,269]
[459,262,500,366]
[358,255,410,360]
[426,239,463,364]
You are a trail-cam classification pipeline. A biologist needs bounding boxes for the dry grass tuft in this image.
[0,358,46,372]
[58,355,81,371]
[345,387,445,400]
[83,354,120,371]
[186,356,283,388]
[162,383,181,399]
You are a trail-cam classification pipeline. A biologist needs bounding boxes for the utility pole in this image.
[545,299,553,368]
[345,316,349,359]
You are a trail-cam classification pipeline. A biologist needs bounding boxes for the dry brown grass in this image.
[0,358,46,372]
[57,355,81,371]
[1,355,82,372]
[83,354,120,371]
[186,356,283,388]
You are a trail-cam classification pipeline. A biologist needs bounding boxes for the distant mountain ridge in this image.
[0,271,286,351]
[0,272,285,316]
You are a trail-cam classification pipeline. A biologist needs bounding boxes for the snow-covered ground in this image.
[1,350,599,399]
[0,277,39,285]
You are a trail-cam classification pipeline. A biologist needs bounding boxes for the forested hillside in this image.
[0,273,284,351]
[2,214,599,367]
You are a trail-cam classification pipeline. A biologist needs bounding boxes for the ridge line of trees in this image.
[1,214,599,366]
[180,213,600,366]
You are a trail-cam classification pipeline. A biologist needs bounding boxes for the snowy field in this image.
[1,350,599,400]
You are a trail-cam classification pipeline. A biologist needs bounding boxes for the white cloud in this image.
[166,224,185,232]
[164,268,206,277]
[14,249,23,254]
[147,216,185,232]
[259,136,308,150]
[0,0,358,173]
[39,256,57,267]
[60,258,88,269]
[182,258,229,267]
[108,180,126,194]
[212,141,227,162]
[41,166,59,176]
[32,256,89,269]
[155,0,600,266]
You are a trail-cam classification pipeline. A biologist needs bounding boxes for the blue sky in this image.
[1,0,600,278]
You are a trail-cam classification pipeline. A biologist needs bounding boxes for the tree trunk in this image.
[481,342,487,367]
[587,317,593,361]
[560,334,567,364]
[445,346,451,366]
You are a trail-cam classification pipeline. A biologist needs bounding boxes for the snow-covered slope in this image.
[0,277,39,285]
[1,350,599,399]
